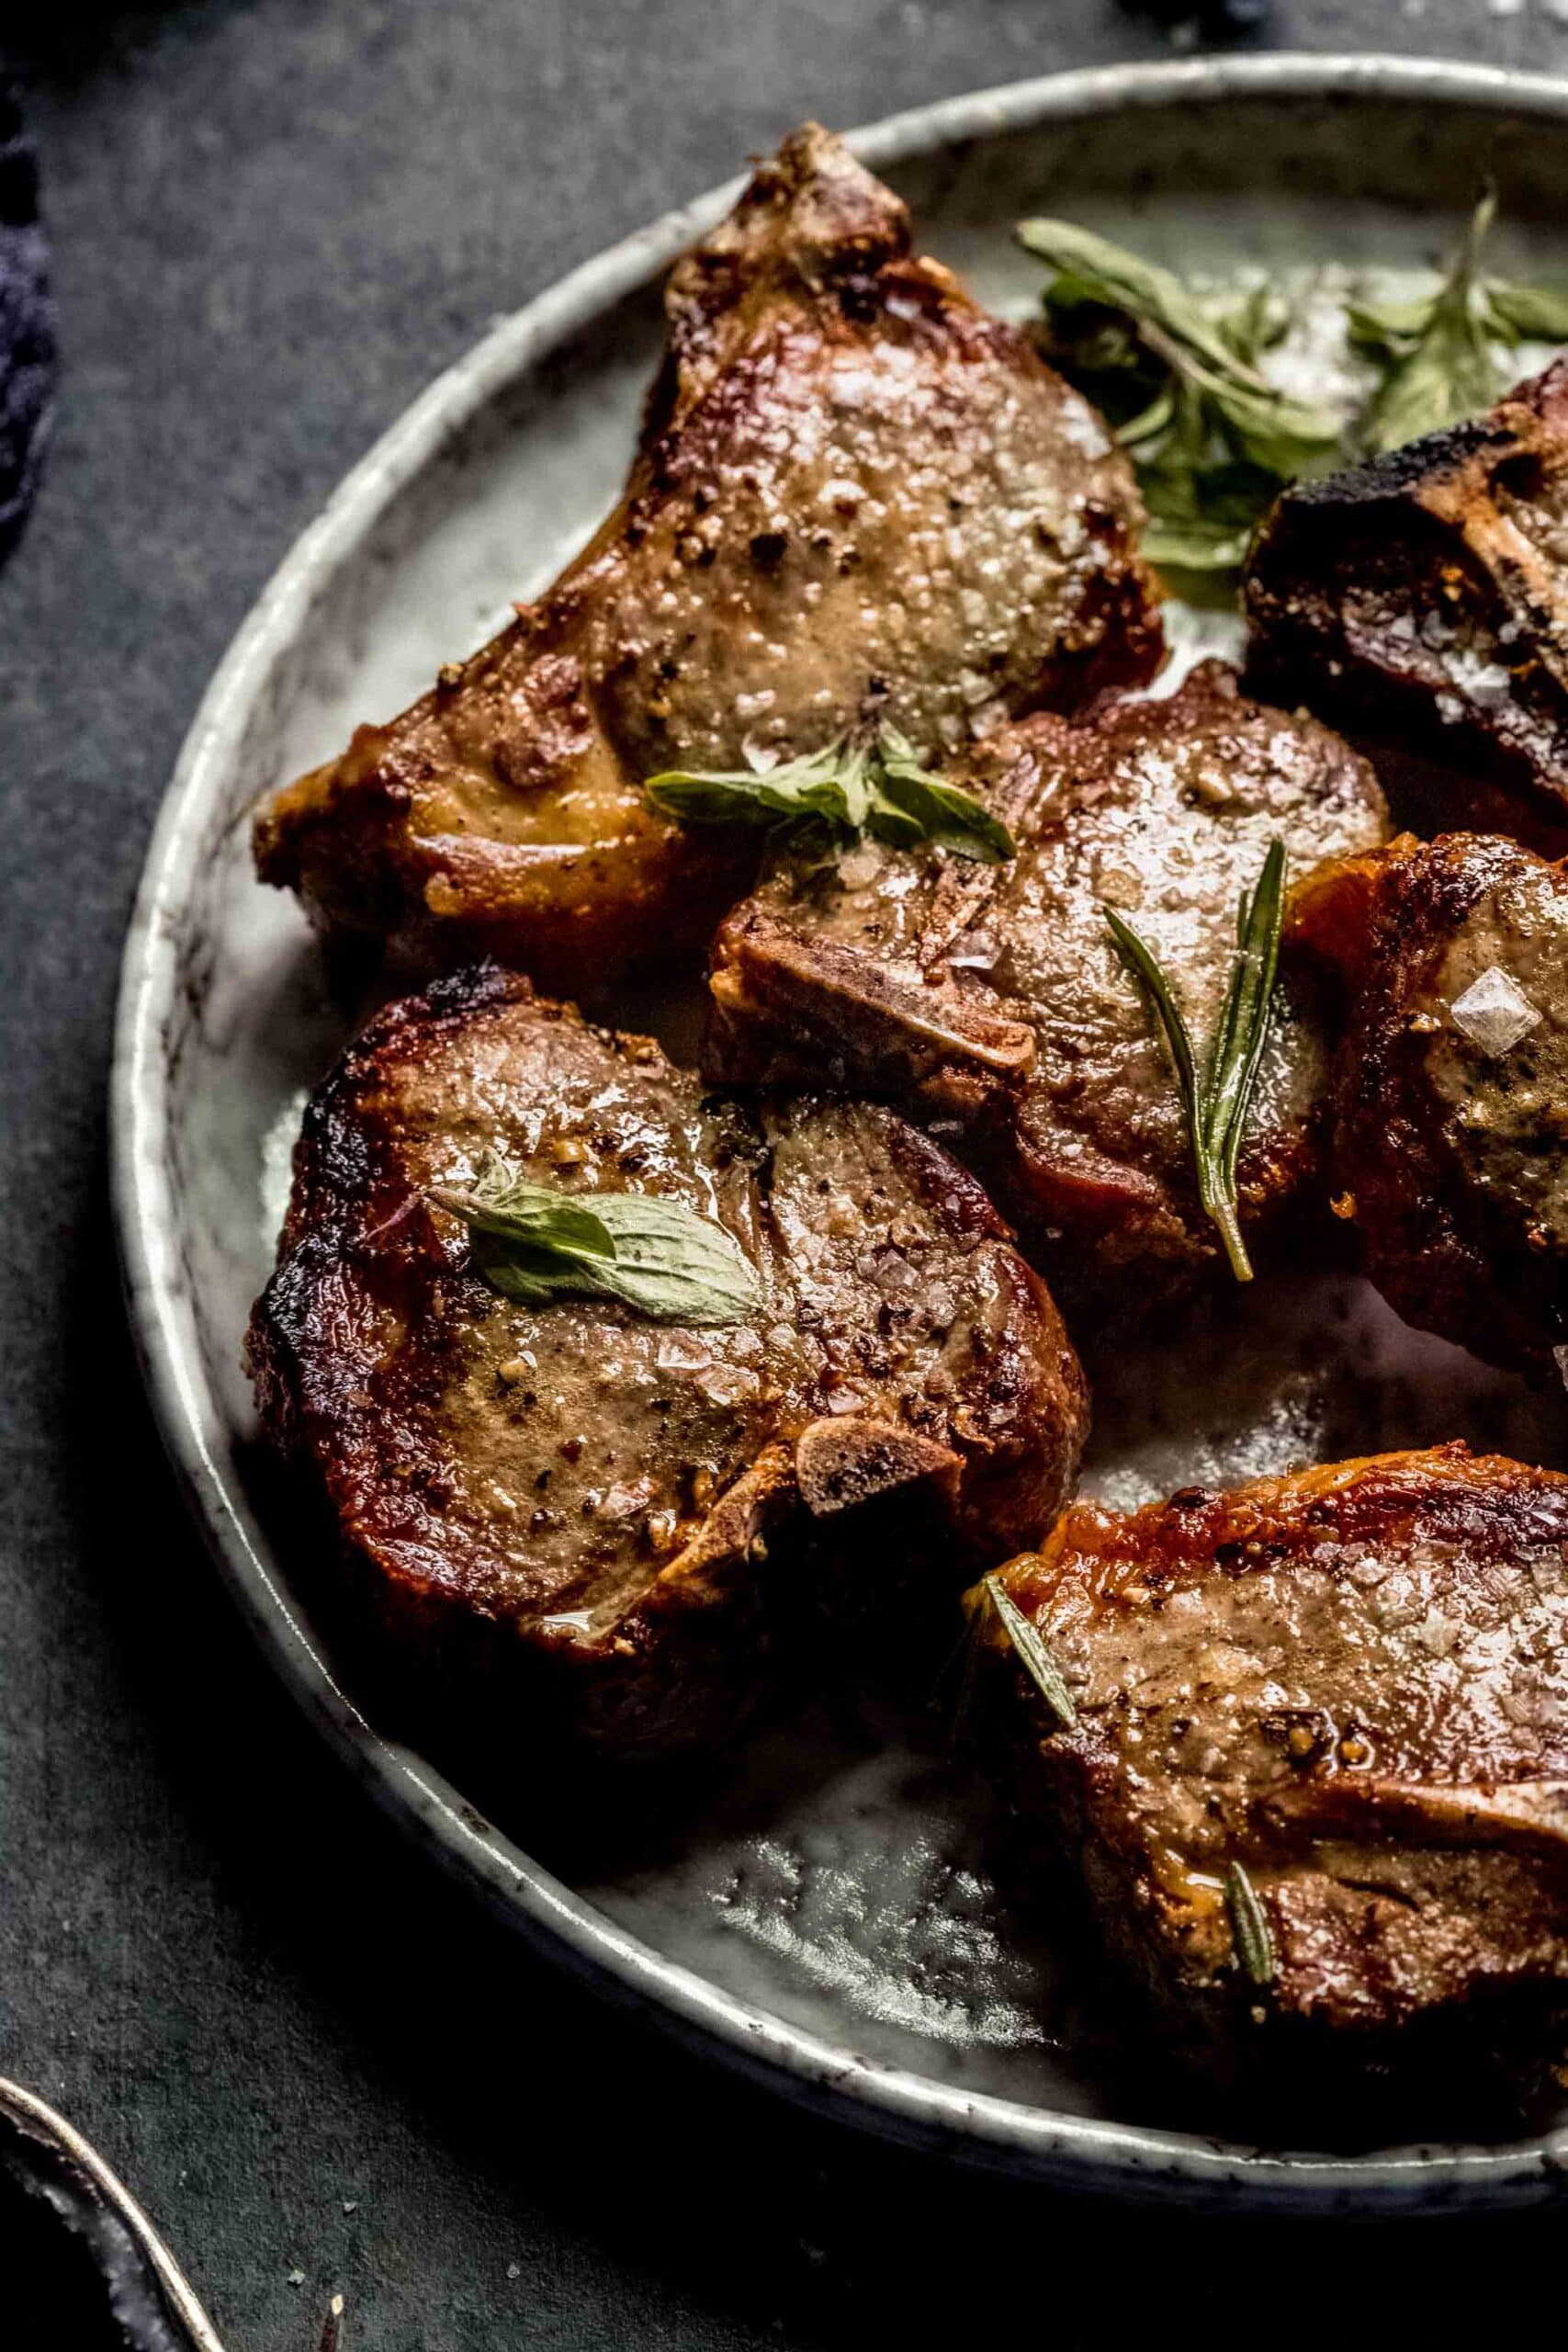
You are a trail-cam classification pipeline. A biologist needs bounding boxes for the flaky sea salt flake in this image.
[1450,965,1543,1055]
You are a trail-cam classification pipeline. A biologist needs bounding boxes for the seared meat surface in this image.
[248,967,1088,1760]
[1311,829,1568,1374]
[254,126,1160,995]
[706,662,1387,1290]
[1246,359,1568,854]
[974,1446,1568,2083]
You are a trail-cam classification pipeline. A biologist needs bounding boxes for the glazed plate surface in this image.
[112,56,1568,2208]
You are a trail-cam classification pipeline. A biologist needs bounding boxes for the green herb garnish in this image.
[644,724,1016,865]
[1021,200,1568,574]
[1224,1860,1276,1989]
[984,1572,1077,1729]
[1103,839,1287,1284]
[1349,191,1568,456]
[428,1152,762,1325]
[1018,216,1340,573]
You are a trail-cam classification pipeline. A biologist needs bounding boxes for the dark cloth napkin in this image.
[0,76,55,566]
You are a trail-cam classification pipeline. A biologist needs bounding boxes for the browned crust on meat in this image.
[706,662,1388,1298]
[973,1446,1568,2086]
[248,967,1088,1762]
[254,125,1161,997]
[1319,830,1568,1373]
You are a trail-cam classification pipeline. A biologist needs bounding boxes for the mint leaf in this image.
[645,728,1015,865]
[429,1156,762,1325]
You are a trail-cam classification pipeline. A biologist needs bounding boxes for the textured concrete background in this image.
[4,4,1568,2346]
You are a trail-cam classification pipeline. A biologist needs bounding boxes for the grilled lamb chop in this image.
[1246,358,1568,854]
[705,662,1388,1294]
[1303,828,1568,1374]
[254,126,1161,996]
[971,1445,1568,2087]
[247,967,1088,1763]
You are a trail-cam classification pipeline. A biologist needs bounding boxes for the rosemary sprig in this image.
[427,1152,761,1325]
[984,1572,1078,1729]
[1224,1860,1276,1989]
[1103,839,1287,1284]
[643,724,1016,865]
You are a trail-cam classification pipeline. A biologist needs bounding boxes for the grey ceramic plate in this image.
[112,55,1568,2210]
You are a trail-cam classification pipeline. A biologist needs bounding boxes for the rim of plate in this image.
[110,53,1568,2211]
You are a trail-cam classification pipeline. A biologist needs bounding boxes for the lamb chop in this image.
[1298,827,1568,1374]
[1246,358,1568,854]
[970,1445,1568,2089]
[254,126,1161,996]
[705,662,1388,1295]
[247,967,1088,1764]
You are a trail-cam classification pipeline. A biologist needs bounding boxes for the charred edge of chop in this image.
[706,662,1389,1303]
[247,966,1089,1770]
[253,125,1161,999]
[1246,357,1568,855]
[970,1445,1568,2100]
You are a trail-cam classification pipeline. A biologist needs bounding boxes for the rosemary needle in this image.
[1224,1860,1277,1989]
[985,1573,1078,1728]
[1103,838,1287,1283]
